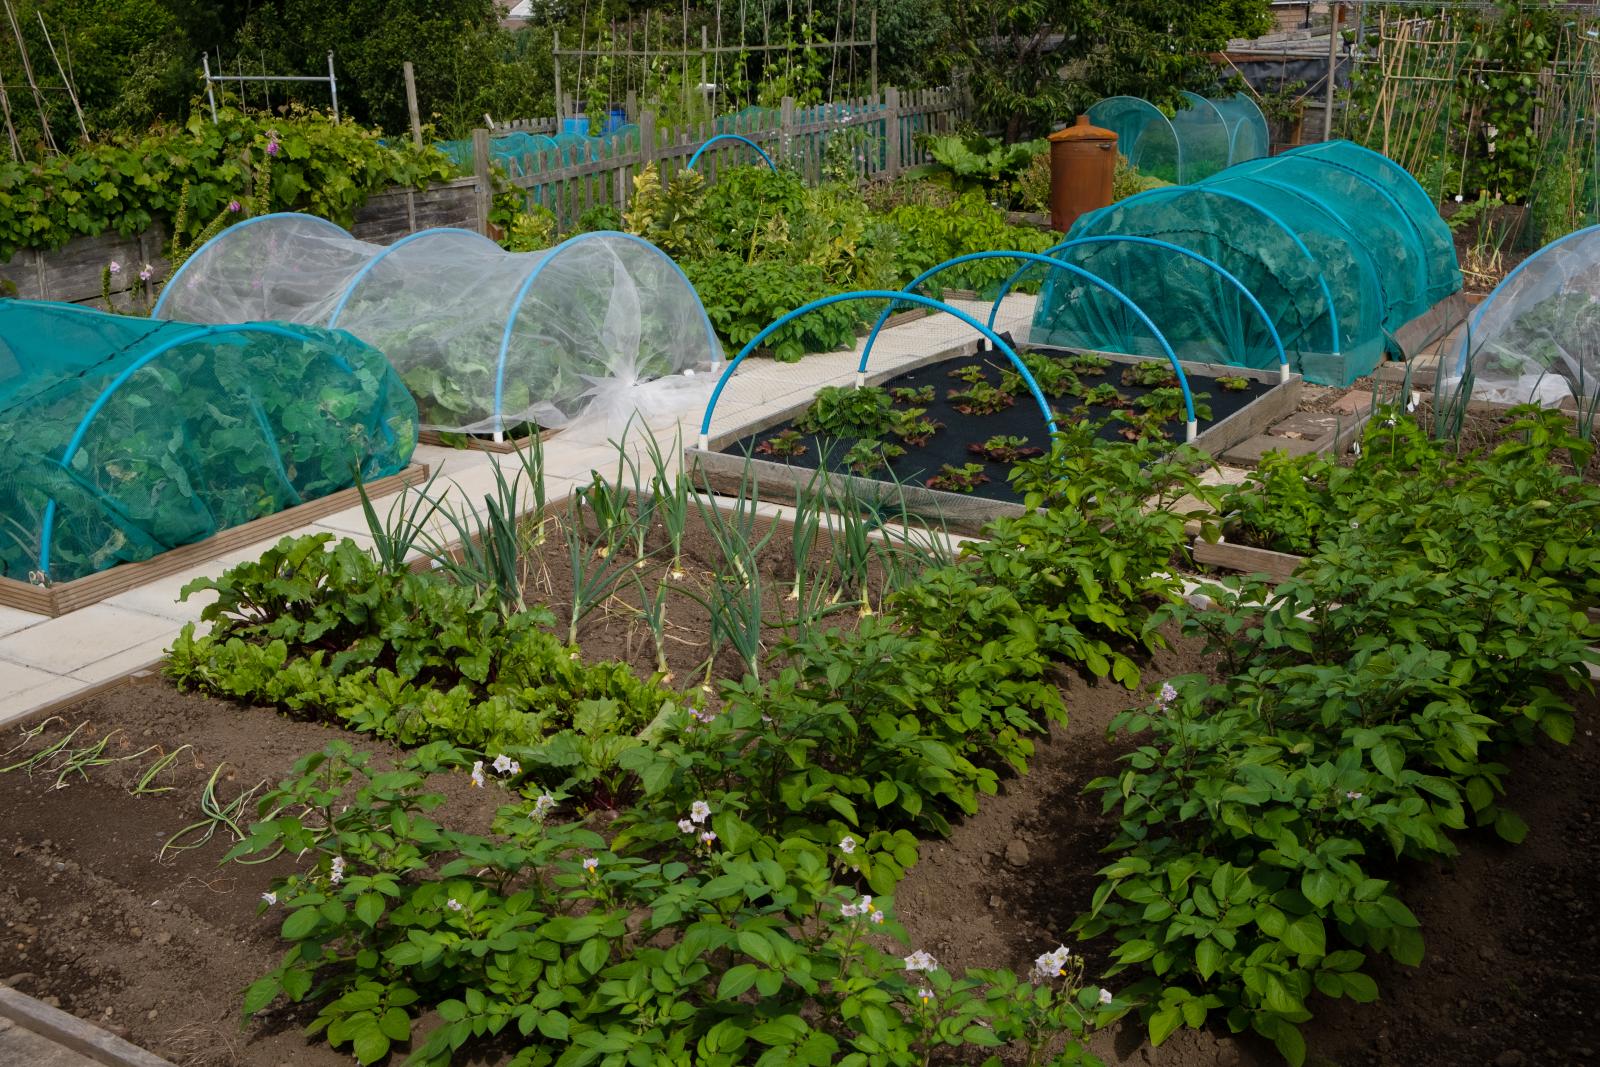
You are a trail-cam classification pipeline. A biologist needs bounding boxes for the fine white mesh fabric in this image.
[1443,226,1600,407]
[153,216,718,434]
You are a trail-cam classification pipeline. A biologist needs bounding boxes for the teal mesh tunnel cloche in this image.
[1029,141,1462,386]
[0,300,417,585]
[1086,92,1269,184]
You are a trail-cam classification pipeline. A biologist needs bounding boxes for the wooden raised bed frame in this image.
[686,344,1302,537]
[0,464,430,618]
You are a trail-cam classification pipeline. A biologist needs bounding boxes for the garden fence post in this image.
[885,86,901,178]
[472,128,491,237]
[640,110,656,165]
[403,61,423,148]
[780,96,795,172]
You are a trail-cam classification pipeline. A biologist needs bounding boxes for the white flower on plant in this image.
[329,856,346,885]
[678,818,695,833]
[840,835,857,855]
[1159,682,1178,706]
[1350,520,1360,529]
[138,263,154,282]
[492,754,522,776]
[108,260,121,274]
[446,898,463,911]
[583,857,599,872]
[1455,193,1465,203]
[841,902,861,918]
[261,891,277,906]
[470,760,486,788]
[904,950,938,973]
[532,793,557,819]
[699,830,718,845]
[870,909,885,924]
[690,800,712,824]
[1098,987,1114,1005]
[1346,790,1363,800]
[1032,945,1071,981]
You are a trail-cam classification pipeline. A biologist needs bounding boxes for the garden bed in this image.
[689,348,1299,534]
[4,631,1596,1067]
[0,464,430,618]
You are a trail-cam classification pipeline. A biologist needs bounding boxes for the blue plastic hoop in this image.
[698,290,1057,451]
[983,236,1289,378]
[492,230,721,434]
[151,213,350,319]
[685,134,777,173]
[854,251,1199,430]
[328,227,500,328]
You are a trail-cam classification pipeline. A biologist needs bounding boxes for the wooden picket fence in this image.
[470,88,963,233]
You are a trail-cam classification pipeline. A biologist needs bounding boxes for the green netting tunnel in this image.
[1029,140,1462,386]
[1086,92,1269,184]
[0,300,417,585]
[1442,224,1600,406]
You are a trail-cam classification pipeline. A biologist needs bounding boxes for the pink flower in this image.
[228,200,242,213]
[266,140,280,157]
[138,264,153,282]
[107,261,121,275]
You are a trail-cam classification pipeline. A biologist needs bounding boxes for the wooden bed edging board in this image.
[0,464,431,618]
[1190,538,1305,582]
[418,426,560,454]
[686,345,1302,537]
[0,984,177,1067]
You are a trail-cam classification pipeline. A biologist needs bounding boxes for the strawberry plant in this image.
[755,429,808,458]
[1120,360,1178,388]
[1136,387,1212,422]
[1216,374,1252,391]
[891,385,935,405]
[1000,351,1082,400]
[891,407,944,446]
[925,463,990,493]
[968,435,1043,463]
[1111,408,1168,441]
[842,439,906,475]
[1083,382,1127,407]
[1061,353,1112,376]
[947,380,1016,416]
[794,385,898,439]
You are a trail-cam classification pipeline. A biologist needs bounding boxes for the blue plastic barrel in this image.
[562,115,590,136]
[604,107,627,134]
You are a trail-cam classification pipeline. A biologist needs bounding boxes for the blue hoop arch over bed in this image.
[154,214,720,435]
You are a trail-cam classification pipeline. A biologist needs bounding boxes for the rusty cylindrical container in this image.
[1048,115,1118,233]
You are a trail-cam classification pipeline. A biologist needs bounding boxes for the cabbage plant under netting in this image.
[1442,225,1600,407]
[1085,92,1268,184]
[154,215,719,435]
[1029,141,1461,386]
[0,300,416,585]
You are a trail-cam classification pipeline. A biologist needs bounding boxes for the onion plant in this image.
[563,507,644,646]
[688,462,778,683]
[630,570,674,681]
[641,427,691,579]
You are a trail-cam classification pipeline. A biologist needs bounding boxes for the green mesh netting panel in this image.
[1030,142,1458,387]
[1442,225,1600,406]
[1086,92,1268,185]
[0,300,417,585]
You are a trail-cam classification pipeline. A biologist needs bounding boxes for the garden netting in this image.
[1028,140,1461,386]
[0,300,416,585]
[1085,92,1269,184]
[154,214,720,435]
[1442,224,1600,407]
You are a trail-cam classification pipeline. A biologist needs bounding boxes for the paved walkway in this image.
[0,296,1037,725]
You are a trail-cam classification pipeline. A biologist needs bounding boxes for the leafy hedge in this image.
[0,107,455,262]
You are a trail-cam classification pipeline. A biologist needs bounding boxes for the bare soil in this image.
[2,518,1596,1066]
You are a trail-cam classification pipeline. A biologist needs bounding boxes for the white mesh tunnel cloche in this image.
[155,214,720,435]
